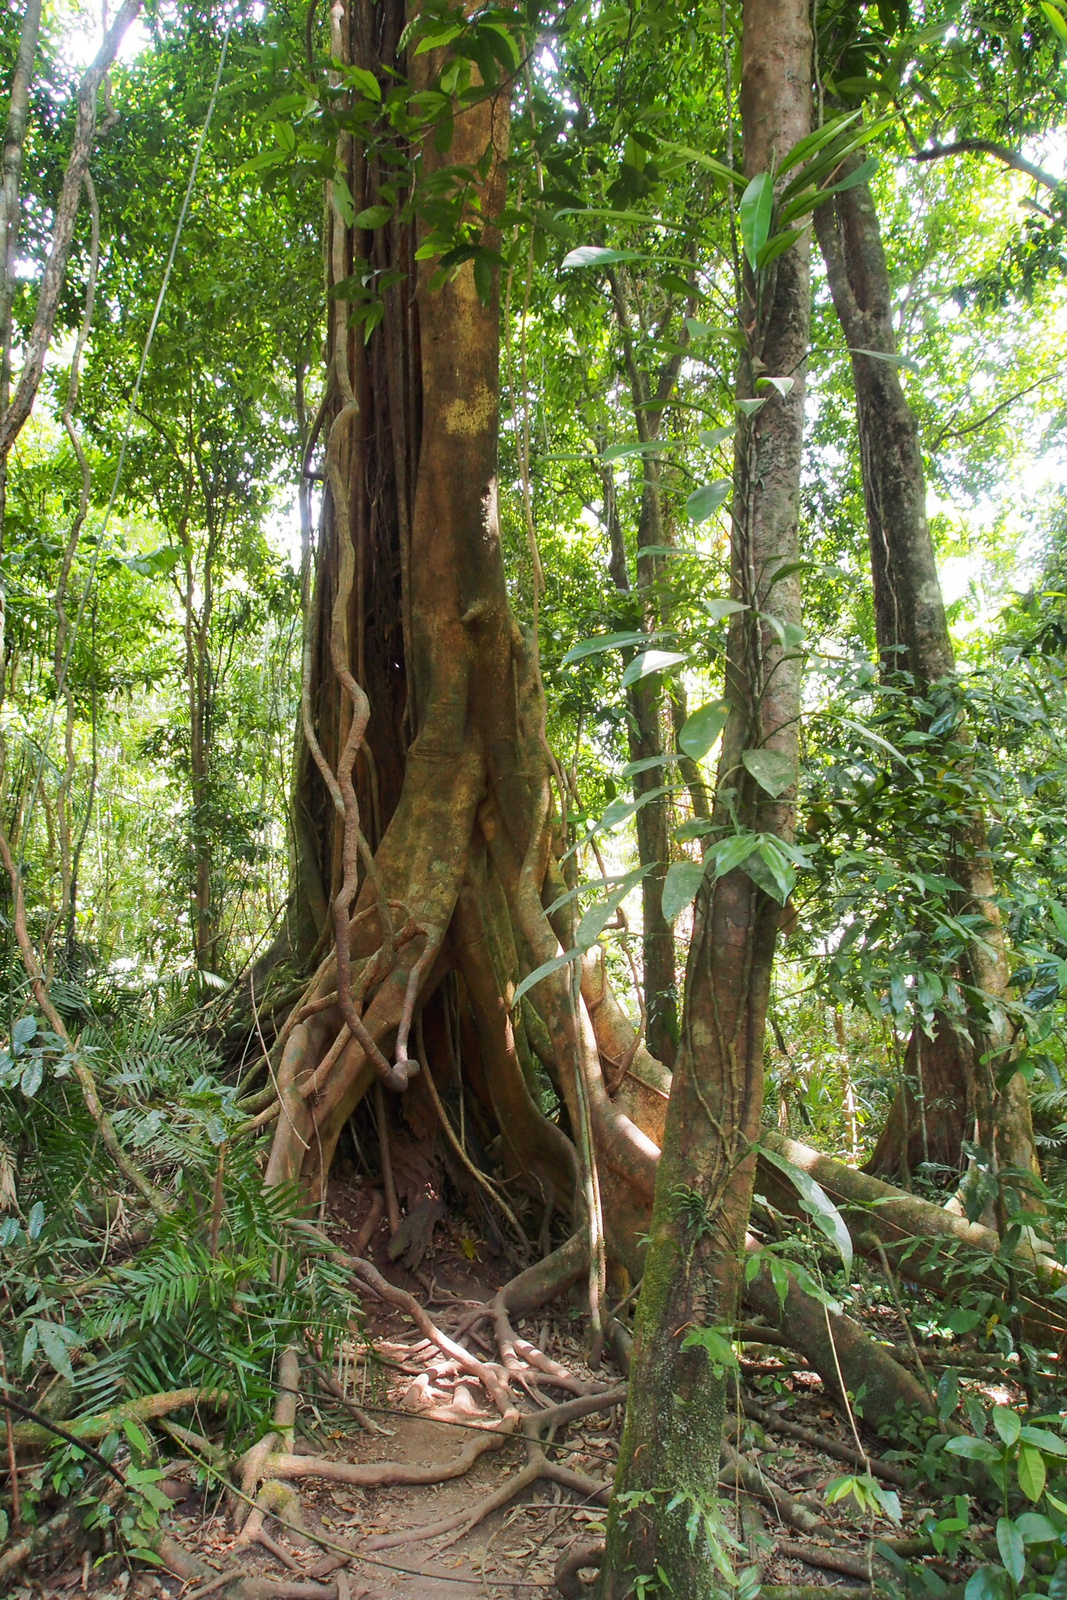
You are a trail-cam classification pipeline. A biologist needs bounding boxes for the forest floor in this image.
[5,1177,1010,1599]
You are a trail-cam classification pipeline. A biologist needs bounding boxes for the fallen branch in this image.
[739,1395,909,1487]
[8,1385,228,1450]
[775,1536,887,1584]
[720,1440,824,1535]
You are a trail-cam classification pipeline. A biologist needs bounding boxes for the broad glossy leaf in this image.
[562,631,648,665]
[621,650,686,688]
[662,861,706,925]
[739,172,773,267]
[561,246,642,270]
[20,1057,43,1098]
[12,1016,37,1047]
[1020,1426,1067,1455]
[354,204,393,229]
[742,748,795,799]
[686,480,731,522]
[601,439,665,462]
[997,1518,1026,1585]
[705,598,747,623]
[513,949,579,1007]
[599,785,673,832]
[965,1566,1009,1600]
[759,1143,853,1273]
[945,1436,1002,1463]
[993,1406,1021,1446]
[1016,1511,1057,1543]
[709,831,763,879]
[678,699,731,759]
[27,1201,45,1240]
[698,426,736,449]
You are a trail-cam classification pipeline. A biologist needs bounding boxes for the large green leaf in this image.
[621,650,687,688]
[561,246,642,270]
[678,699,731,759]
[742,748,795,798]
[758,1143,853,1274]
[662,861,706,924]
[686,480,731,522]
[512,949,579,1007]
[739,172,774,267]
[562,630,648,665]
[997,1518,1026,1585]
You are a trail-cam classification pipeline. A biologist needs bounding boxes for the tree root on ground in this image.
[360,1386,625,1551]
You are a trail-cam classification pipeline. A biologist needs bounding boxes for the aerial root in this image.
[361,1386,625,1551]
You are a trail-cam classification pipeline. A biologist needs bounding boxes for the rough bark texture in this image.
[814,159,1037,1185]
[598,4,813,1592]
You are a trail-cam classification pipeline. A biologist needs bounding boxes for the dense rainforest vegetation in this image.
[8,0,1067,1595]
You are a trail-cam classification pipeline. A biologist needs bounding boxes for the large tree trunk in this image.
[813,158,1037,1185]
[598,3,813,1592]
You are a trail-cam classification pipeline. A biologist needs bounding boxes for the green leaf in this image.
[561,246,642,270]
[1018,1446,1046,1503]
[343,64,381,99]
[997,1518,1026,1585]
[414,21,465,53]
[705,598,747,623]
[354,205,393,229]
[662,862,706,924]
[757,228,805,269]
[993,1406,1021,1446]
[1042,1,1067,44]
[27,1200,45,1240]
[601,439,665,462]
[1020,1426,1067,1455]
[739,172,774,268]
[966,1566,1009,1600]
[562,630,650,664]
[622,754,683,777]
[757,376,794,398]
[758,1143,853,1273]
[332,175,355,227]
[944,1436,1003,1463]
[13,1016,37,1047]
[709,831,762,879]
[698,426,736,449]
[679,699,731,759]
[576,876,644,949]
[744,836,796,905]
[20,1057,43,1098]
[686,480,732,522]
[742,748,795,799]
[736,397,766,417]
[599,785,673,833]
[849,346,921,375]
[38,1322,75,1383]
[621,650,687,688]
[775,110,863,178]
[1016,1512,1058,1544]
[513,950,579,1007]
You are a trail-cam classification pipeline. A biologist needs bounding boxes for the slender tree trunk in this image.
[599,4,812,1591]
[814,160,1037,1183]
[605,269,687,1069]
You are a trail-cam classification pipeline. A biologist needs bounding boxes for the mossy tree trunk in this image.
[597,2,812,1592]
